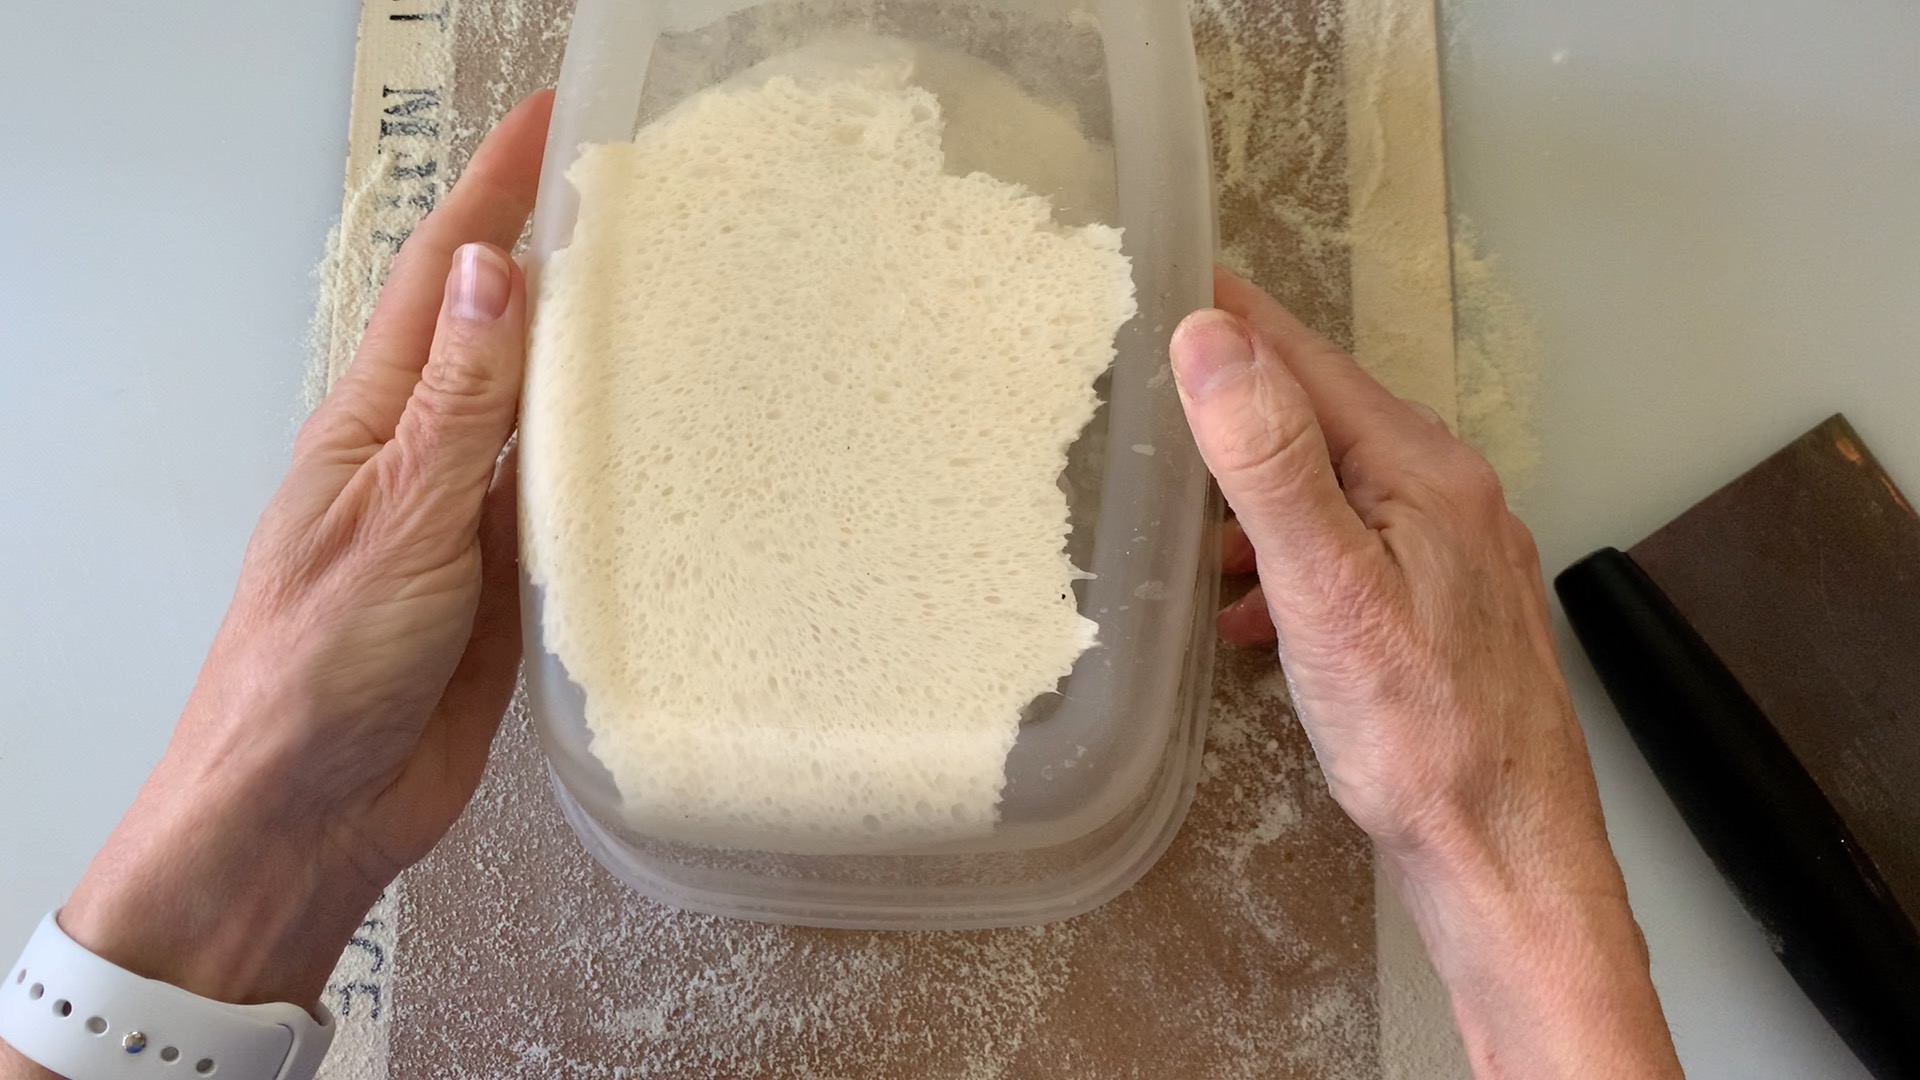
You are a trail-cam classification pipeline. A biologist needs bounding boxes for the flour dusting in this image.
[393,642,1378,1080]
[1452,218,1543,491]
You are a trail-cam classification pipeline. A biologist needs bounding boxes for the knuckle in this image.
[1211,393,1325,491]
[1436,446,1506,512]
[1504,511,1540,553]
[1503,513,1546,573]
[1311,538,1392,605]
[1295,586,1415,691]
[367,445,459,547]
[416,341,509,420]
[292,391,382,457]
[1281,536,1397,632]
[291,405,345,459]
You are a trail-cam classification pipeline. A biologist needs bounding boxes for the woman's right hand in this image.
[1171,269,1683,1079]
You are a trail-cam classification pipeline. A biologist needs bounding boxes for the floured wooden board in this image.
[310,1,1466,1076]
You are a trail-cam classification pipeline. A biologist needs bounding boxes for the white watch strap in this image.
[0,914,334,1080]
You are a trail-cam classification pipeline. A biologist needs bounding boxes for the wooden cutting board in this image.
[309,2,1465,1076]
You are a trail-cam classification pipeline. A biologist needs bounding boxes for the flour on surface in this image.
[313,889,399,1080]
[1343,0,1457,421]
[1196,0,1355,346]
[395,649,1380,1080]
[1451,218,1542,491]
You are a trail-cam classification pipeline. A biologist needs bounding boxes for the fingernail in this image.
[451,243,511,323]
[1171,310,1255,399]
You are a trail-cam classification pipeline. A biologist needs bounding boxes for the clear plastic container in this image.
[521,0,1219,929]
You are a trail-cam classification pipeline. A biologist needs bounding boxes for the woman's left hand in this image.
[57,90,554,1009]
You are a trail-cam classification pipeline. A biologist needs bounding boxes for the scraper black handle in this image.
[1556,548,1920,1080]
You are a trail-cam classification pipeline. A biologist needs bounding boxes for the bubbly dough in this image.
[521,62,1135,853]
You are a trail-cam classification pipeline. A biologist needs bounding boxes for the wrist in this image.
[1362,684,1622,900]
[1383,778,1624,902]
[1379,797,1681,1078]
[0,1038,59,1080]
[59,761,370,1010]
[1389,856,1673,1079]
[1388,834,1637,981]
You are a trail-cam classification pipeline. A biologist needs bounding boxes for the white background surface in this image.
[0,2,1913,1077]
[1440,1,1917,1077]
[0,0,358,952]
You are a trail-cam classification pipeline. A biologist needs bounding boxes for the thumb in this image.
[1171,309,1378,610]
[388,243,527,503]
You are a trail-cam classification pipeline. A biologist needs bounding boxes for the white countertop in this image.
[0,0,358,956]
[1441,2,1917,1076]
[1,2,1912,1076]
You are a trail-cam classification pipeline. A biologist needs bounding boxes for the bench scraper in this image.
[1556,414,1920,1080]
